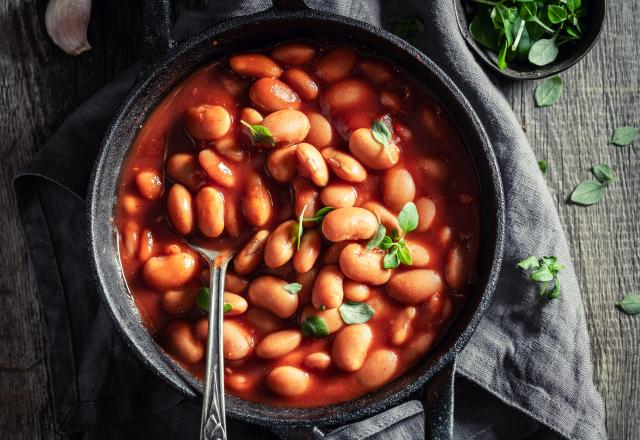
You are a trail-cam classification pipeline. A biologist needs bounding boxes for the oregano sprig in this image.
[240,120,275,147]
[371,119,395,162]
[367,202,419,269]
[517,255,565,299]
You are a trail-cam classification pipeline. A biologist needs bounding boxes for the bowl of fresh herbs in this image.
[454,0,605,79]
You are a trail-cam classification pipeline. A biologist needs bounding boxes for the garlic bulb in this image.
[45,0,92,56]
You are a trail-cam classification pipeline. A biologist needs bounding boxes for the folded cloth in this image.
[13,0,606,439]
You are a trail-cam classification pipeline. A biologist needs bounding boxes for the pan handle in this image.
[143,0,175,63]
[422,358,456,439]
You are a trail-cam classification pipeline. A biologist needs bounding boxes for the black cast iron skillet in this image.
[88,0,505,438]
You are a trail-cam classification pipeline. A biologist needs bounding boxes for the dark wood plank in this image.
[502,1,640,438]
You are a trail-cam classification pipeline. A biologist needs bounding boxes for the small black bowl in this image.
[454,0,606,80]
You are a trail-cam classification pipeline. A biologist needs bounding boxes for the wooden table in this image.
[0,1,637,438]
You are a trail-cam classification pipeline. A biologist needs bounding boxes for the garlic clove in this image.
[45,0,92,56]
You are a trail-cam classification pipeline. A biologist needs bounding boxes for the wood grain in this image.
[0,0,637,438]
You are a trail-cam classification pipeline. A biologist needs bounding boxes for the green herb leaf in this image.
[616,293,640,315]
[223,303,233,313]
[390,228,401,241]
[534,76,563,107]
[294,204,308,251]
[531,266,554,282]
[384,248,400,269]
[339,301,375,324]
[517,255,540,270]
[566,0,581,13]
[372,119,392,146]
[538,160,547,174]
[397,202,419,234]
[304,206,336,223]
[197,286,210,312]
[592,164,614,184]
[390,16,425,46]
[519,1,537,21]
[379,236,394,251]
[610,126,637,146]
[396,242,413,266]
[547,277,561,299]
[240,120,275,147]
[469,9,500,51]
[367,223,387,249]
[547,5,568,24]
[528,37,559,66]
[301,316,329,338]
[570,180,606,206]
[283,282,302,295]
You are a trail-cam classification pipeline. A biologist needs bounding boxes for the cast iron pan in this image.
[88,0,505,438]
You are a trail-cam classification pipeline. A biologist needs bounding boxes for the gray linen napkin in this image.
[13,0,606,439]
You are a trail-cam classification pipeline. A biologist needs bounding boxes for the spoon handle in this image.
[200,259,229,440]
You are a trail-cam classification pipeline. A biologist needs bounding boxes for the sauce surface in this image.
[116,41,480,407]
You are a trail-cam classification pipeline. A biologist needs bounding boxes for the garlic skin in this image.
[45,0,92,56]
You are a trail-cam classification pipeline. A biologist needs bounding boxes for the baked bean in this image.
[240,107,263,125]
[225,272,249,294]
[420,105,447,141]
[445,244,470,289]
[322,78,377,112]
[405,240,430,267]
[361,201,399,232]
[214,135,247,163]
[355,349,398,390]
[224,292,248,316]
[271,42,317,66]
[262,261,296,280]
[166,153,202,191]
[229,53,282,78]
[296,142,329,186]
[304,352,332,370]
[295,266,318,304]
[242,173,273,227]
[390,307,416,346]
[343,279,371,302]
[234,229,269,274]
[358,58,395,85]
[312,264,344,310]
[135,170,162,201]
[246,308,283,334]
[266,366,309,396]
[185,105,231,141]
[249,78,301,113]
[122,221,139,258]
[224,201,244,238]
[248,275,299,318]
[223,320,253,360]
[293,230,321,273]
[321,207,378,242]
[417,157,448,182]
[380,89,402,112]
[349,128,400,170]
[195,186,225,238]
[167,184,194,235]
[415,197,436,232]
[262,109,310,146]
[293,178,320,220]
[267,145,298,183]
[403,330,436,364]
[165,320,204,364]
[143,252,198,290]
[322,148,368,183]
[383,168,416,211]
[320,183,357,208]
[194,317,208,340]
[282,68,319,101]
[138,228,155,262]
[420,292,454,327]
[264,220,296,268]
[198,149,235,188]
[304,111,341,149]
[438,226,452,245]
[121,194,145,216]
[256,329,302,359]
[332,324,373,372]
[161,286,198,314]
[386,269,443,304]
[301,306,344,334]
[226,373,254,392]
[315,47,357,82]
[323,241,351,265]
[339,243,391,285]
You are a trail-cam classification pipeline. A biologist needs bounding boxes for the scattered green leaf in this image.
[528,36,559,66]
[538,159,547,174]
[240,120,275,147]
[610,126,637,146]
[570,180,606,206]
[517,255,540,270]
[616,293,640,315]
[283,283,302,295]
[592,164,614,184]
[339,301,375,324]
[534,76,563,107]
[301,316,329,338]
[518,255,565,299]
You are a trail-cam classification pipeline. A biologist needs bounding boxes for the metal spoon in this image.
[185,243,235,440]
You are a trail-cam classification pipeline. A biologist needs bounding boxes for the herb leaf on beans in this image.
[389,16,425,46]
[610,126,638,146]
[367,223,387,249]
[304,206,335,223]
[283,283,302,295]
[534,76,563,107]
[240,120,275,147]
[517,255,565,299]
[371,202,419,269]
[371,119,395,162]
[293,204,308,251]
[339,302,375,324]
[223,303,233,313]
[301,316,329,338]
[617,293,640,315]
